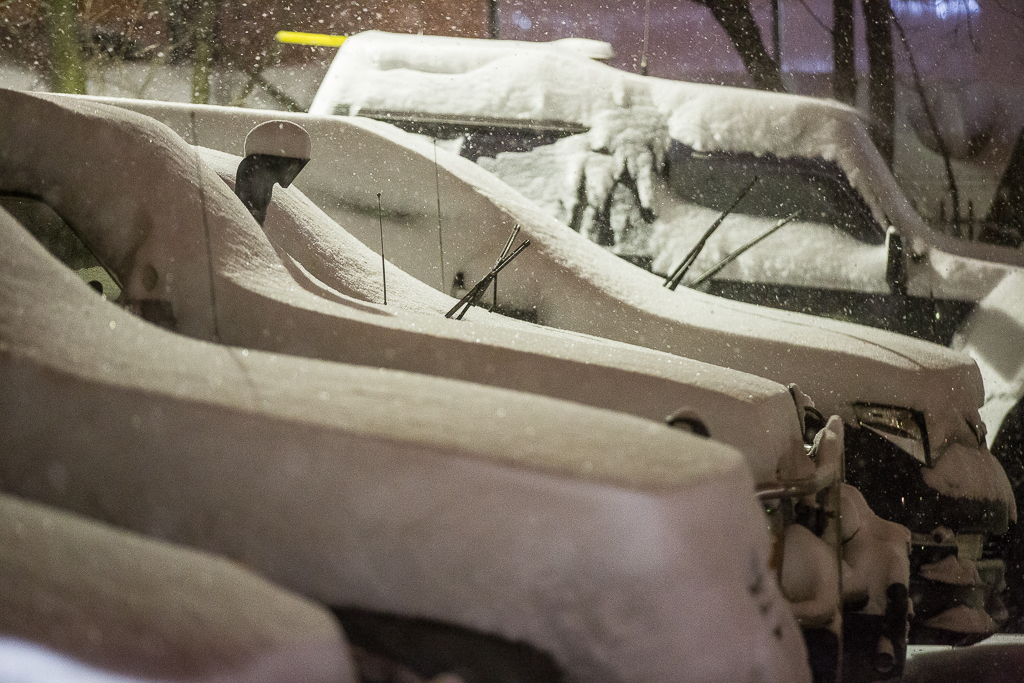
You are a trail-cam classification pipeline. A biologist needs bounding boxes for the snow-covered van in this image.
[0,203,812,683]
[2,89,911,680]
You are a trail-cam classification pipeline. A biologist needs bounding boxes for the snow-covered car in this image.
[8,90,830,515]
[2,89,913,681]
[0,199,812,683]
[0,493,356,683]
[308,30,1024,531]
[66,84,1009,645]
[265,30,1016,639]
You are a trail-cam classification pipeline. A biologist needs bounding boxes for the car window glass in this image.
[667,143,886,246]
[1,194,122,299]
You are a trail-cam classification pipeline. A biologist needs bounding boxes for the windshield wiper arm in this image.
[446,224,531,320]
[688,211,802,288]
[664,175,759,291]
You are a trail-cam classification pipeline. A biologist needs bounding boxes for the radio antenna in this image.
[377,191,387,305]
[434,139,446,291]
[641,0,651,76]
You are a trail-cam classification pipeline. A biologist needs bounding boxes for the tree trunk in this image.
[164,0,192,64]
[699,0,785,92]
[832,0,856,105]
[191,0,215,104]
[41,0,87,94]
[863,0,895,166]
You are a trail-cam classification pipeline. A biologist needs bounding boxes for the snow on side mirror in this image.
[236,121,311,226]
[885,227,908,297]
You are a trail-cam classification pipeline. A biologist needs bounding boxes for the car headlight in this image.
[853,403,930,466]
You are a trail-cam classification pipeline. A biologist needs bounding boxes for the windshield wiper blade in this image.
[446,224,531,320]
[687,211,802,288]
[664,175,759,291]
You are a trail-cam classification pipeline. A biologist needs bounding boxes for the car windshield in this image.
[0,194,122,299]
[667,143,887,246]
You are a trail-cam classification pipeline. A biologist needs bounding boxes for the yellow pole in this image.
[275,31,347,47]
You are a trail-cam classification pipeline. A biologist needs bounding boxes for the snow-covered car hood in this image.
[5,89,820,488]
[311,30,1024,277]
[0,203,810,682]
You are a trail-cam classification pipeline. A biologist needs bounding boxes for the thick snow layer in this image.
[779,481,911,634]
[832,483,911,618]
[318,31,614,78]
[0,639,165,683]
[922,605,997,636]
[475,108,1015,303]
[918,555,982,587]
[61,90,1017,512]
[0,206,811,683]
[779,523,841,631]
[955,270,1024,442]
[11,90,814,489]
[0,494,354,683]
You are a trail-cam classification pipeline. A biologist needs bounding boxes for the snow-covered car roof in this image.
[0,201,811,682]
[9,90,820,488]
[310,30,1024,269]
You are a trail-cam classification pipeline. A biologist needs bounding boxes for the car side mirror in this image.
[235,121,311,227]
[885,227,907,297]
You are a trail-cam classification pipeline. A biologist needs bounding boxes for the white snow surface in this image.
[60,90,1018,512]
[831,484,911,618]
[13,90,814,489]
[779,432,911,631]
[0,494,354,683]
[955,270,1024,442]
[918,555,982,587]
[0,639,170,683]
[0,204,811,683]
[318,31,614,78]
[922,605,997,636]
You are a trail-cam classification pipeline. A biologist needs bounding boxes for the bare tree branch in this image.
[691,0,785,92]
[863,0,895,166]
[833,0,856,105]
[891,11,962,235]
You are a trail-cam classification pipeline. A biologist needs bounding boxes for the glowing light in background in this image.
[511,10,533,30]
[890,0,981,19]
